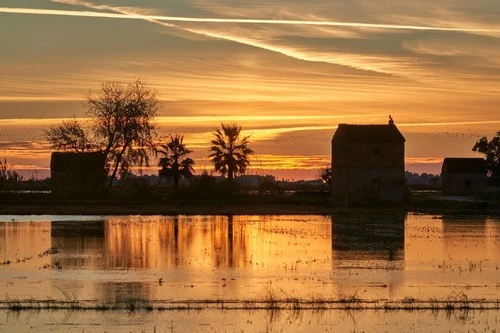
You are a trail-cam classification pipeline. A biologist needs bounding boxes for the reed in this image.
[1,292,498,312]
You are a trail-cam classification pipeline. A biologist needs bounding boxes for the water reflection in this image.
[1,214,499,305]
[331,213,406,300]
[0,221,51,268]
[442,214,487,238]
[48,216,253,271]
[51,220,105,268]
[331,213,405,261]
[48,215,407,271]
[97,281,154,304]
[105,218,162,269]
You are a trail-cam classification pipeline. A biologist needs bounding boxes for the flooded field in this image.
[1,213,499,332]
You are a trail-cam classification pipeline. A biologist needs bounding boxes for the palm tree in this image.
[158,134,195,191]
[209,123,254,181]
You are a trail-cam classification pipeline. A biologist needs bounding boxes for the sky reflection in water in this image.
[1,214,499,305]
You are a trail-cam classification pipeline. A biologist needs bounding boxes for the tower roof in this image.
[332,124,406,143]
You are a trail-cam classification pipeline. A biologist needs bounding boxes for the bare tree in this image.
[44,79,159,189]
[87,80,159,188]
[209,123,254,181]
[43,117,90,152]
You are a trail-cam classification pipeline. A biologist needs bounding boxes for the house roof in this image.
[51,151,105,171]
[442,157,486,174]
[332,124,406,142]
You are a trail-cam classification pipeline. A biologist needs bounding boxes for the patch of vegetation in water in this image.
[1,291,499,313]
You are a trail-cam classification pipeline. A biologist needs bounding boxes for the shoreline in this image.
[0,201,498,216]
[0,202,347,216]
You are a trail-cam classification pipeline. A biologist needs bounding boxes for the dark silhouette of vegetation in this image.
[405,171,441,190]
[170,170,239,200]
[114,173,157,201]
[258,176,283,195]
[318,167,332,186]
[0,159,52,202]
[158,134,195,192]
[88,80,158,188]
[0,158,23,188]
[43,118,90,153]
[209,123,254,181]
[472,130,500,182]
[44,79,159,190]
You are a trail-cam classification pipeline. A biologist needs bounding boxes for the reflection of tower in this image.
[331,213,406,299]
[331,213,405,260]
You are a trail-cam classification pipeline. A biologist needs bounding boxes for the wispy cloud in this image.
[398,120,500,128]
[37,0,500,82]
[2,2,439,78]
[1,0,490,85]
[2,6,500,33]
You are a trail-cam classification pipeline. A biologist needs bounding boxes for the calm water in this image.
[1,213,499,332]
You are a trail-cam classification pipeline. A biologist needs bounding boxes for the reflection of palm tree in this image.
[227,215,233,268]
[158,134,194,192]
[209,123,254,181]
[173,217,179,254]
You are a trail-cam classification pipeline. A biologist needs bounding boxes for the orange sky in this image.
[1,0,500,180]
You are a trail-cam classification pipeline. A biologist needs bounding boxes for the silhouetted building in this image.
[331,119,406,206]
[50,152,106,199]
[441,157,487,195]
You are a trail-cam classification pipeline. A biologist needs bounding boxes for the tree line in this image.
[44,79,254,192]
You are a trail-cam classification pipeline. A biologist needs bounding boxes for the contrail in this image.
[1,7,499,33]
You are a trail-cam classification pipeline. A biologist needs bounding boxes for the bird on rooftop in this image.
[389,115,394,125]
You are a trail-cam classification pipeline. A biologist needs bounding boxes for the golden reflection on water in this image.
[1,214,499,303]
[0,221,51,268]
[60,215,332,272]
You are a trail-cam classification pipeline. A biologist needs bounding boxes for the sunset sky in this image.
[1,0,500,180]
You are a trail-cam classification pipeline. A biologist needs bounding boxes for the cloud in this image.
[0,2,426,78]
[0,0,500,78]
[3,6,500,33]
[3,0,498,96]
[36,0,500,82]
[249,154,330,170]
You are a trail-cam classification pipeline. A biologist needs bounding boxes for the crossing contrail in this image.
[1,7,499,33]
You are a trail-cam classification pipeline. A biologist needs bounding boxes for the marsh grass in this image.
[1,291,498,313]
